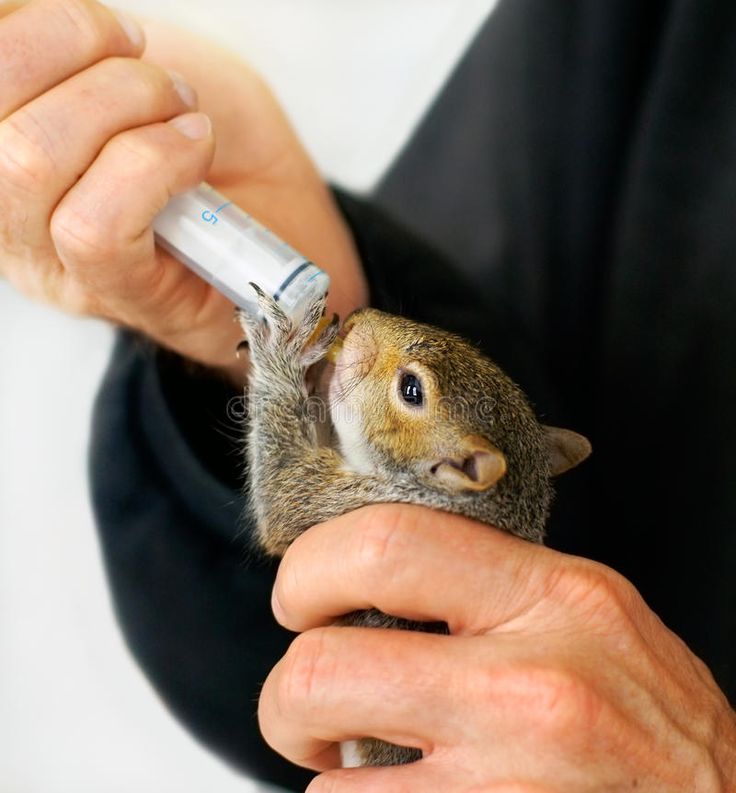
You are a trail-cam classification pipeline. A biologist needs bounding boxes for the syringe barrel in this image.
[152,182,330,322]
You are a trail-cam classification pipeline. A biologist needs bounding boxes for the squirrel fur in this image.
[237,285,590,768]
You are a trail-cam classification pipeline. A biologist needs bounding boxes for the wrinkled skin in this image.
[0,0,366,384]
[259,504,736,791]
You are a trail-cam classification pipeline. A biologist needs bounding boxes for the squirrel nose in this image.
[342,307,368,326]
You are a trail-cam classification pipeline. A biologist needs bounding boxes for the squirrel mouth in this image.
[317,311,357,365]
[325,312,361,364]
[310,319,355,398]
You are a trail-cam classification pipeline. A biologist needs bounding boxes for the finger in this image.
[273,503,554,635]
[258,626,466,770]
[259,622,619,781]
[50,113,213,295]
[0,58,197,244]
[305,760,462,793]
[49,112,248,370]
[0,0,145,119]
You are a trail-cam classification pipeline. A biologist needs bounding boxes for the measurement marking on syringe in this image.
[153,183,331,317]
[273,262,312,301]
[201,201,232,226]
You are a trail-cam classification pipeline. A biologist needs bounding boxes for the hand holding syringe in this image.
[0,1,370,383]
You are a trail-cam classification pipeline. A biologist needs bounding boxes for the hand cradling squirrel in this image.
[237,285,591,768]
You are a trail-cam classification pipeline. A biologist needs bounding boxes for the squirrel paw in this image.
[236,284,335,370]
[234,285,290,368]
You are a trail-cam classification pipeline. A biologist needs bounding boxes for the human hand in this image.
[0,0,366,384]
[260,504,736,791]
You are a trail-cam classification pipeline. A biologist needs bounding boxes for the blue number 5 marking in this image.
[201,201,232,226]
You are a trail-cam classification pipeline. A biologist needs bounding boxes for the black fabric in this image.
[90,1,736,788]
[376,0,736,698]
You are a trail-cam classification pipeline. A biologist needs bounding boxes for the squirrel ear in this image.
[543,426,592,475]
[430,435,506,493]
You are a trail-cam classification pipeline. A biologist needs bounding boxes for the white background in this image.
[0,2,496,791]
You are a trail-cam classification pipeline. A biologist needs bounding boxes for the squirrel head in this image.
[327,309,590,532]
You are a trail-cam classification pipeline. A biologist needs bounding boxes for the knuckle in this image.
[543,558,640,625]
[51,0,116,59]
[353,504,415,583]
[90,55,137,91]
[96,57,164,104]
[277,629,335,719]
[0,116,57,194]
[108,128,167,176]
[50,203,112,263]
[482,664,602,739]
[532,668,602,736]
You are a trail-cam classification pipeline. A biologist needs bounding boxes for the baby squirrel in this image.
[237,285,591,768]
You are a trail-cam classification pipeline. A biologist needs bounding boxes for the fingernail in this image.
[271,588,286,623]
[168,69,198,109]
[169,112,212,141]
[112,9,145,50]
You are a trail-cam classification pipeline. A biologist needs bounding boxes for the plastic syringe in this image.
[152,182,330,322]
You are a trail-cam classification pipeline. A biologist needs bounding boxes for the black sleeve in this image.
[88,191,493,789]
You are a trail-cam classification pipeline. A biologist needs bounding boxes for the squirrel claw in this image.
[234,306,252,336]
[247,283,292,345]
[242,283,337,369]
[248,282,266,299]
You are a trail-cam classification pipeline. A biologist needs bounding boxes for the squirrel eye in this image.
[399,372,423,406]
